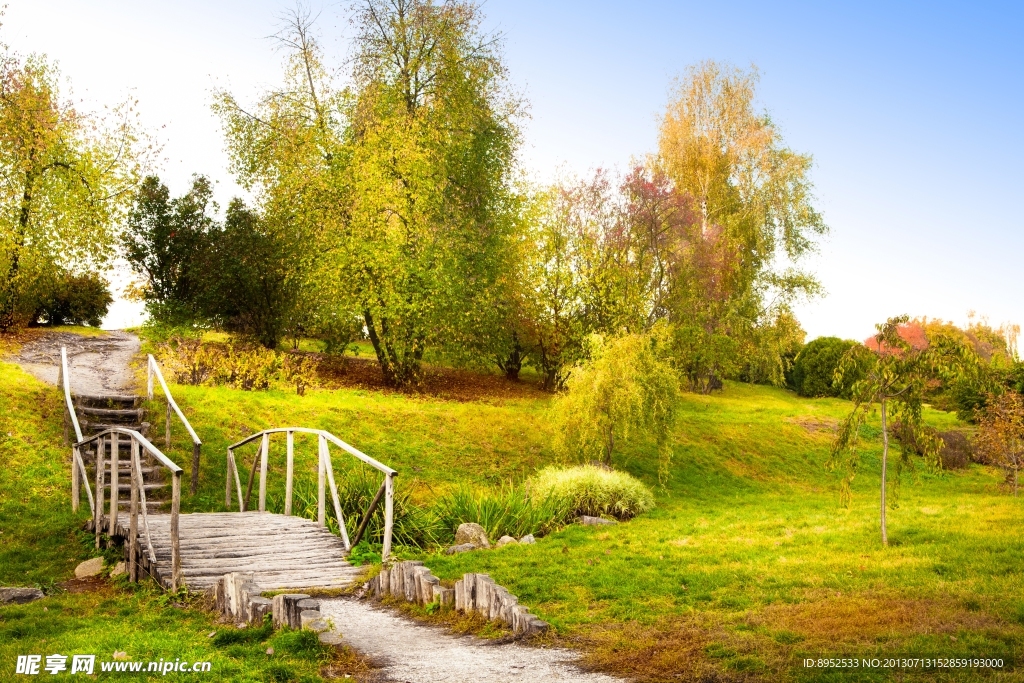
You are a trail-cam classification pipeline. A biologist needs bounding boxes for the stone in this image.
[495,535,518,547]
[295,598,321,612]
[454,522,490,549]
[110,562,126,577]
[74,557,104,578]
[444,543,477,555]
[519,534,536,544]
[579,515,616,526]
[0,587,44,604]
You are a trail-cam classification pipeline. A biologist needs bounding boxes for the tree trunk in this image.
[605,427,614,467]
[497,334,524,381]
[880,397,889,546]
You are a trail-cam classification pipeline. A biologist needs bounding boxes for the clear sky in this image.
[6,1,1022,343]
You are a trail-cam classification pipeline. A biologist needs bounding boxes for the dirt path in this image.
[319,598,623,683]
[11,330,141,397]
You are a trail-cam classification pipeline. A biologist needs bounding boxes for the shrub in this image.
[790,337,871,398]
[937,430,972,470]
[33,271,112,327]
[528,465,654,520]
[433,484,571,542]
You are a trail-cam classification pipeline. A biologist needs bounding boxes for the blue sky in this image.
[6,1,1022,343]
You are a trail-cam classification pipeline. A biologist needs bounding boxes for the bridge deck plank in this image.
[105,511,359,592]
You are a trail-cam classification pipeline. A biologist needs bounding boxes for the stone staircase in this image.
[75,394,167,511]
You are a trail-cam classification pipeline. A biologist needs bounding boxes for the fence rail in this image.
[75,427,184,591]
[147,354,202,494]
[225,428,397,562]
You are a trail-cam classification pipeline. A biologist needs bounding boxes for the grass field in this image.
[0,360,367,682]
[3,329,1023,681]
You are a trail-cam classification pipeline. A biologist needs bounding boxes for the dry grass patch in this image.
[752,592,1009,647]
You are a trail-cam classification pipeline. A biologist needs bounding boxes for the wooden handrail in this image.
[59,348,83,442]
[147,355,202,494]
[227,428,396,475]
[60,348,93,515]
[77,427,182,590]
[225,427,396,561]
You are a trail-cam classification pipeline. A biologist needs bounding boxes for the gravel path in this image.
[319,598,624,683]
[12,330,141,396]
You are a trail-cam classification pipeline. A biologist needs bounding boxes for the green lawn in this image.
[0,362,361,682]
[3,339,1023,681]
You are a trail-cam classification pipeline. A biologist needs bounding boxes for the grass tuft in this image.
[529,464,655,519]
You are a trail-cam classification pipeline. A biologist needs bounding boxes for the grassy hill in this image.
[2,336,1022,681]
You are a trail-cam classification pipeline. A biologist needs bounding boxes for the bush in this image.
[528,465,654,520]
[937,430,973,470]
[790,337,870,398]
[433,484,571,542]
[33,271,112,327]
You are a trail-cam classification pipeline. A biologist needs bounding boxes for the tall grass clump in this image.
[266,469,443,549]
[434,483,571,542]
[529,465,654,520]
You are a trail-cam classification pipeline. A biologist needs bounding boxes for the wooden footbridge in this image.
[59,348,395,593]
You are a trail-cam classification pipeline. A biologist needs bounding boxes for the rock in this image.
[454,522,490,549]
[0,587,44,604]
[495,535,518,547]
[112,651,127,660]
[74,557,104,578]
[578,515,616,526]
[519,534,536,544]
[444,543,477,555]
[265,647,274,655]
[110,562,126,577]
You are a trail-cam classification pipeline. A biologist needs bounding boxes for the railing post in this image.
[225,449,232,508]
[170,471,181,592]
[147,356,154,400]
[190,442,201,496]
[129,438,140,583]
[109,432,119,536]
[317,434,326,528]
[258,433,269,513]
[285,431,294,516]
[382,472,394,563]
[71,445,80,513]
[95,436,105,549]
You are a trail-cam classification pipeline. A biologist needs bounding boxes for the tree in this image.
[829,316,969,545]
[551,330,679,479]
[122,175,218,323]
[337,0,521,386]
[656,62,826,390]
[975,392,1024,496]
[0,51,144,330]
[203,200,303,349]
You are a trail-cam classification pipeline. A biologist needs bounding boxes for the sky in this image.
[5,1,1022,343]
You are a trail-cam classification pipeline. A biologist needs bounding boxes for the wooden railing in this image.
[225,428,398,562]
[76,427,184,591]
[59,348,93,516]
[147,354,202,495]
